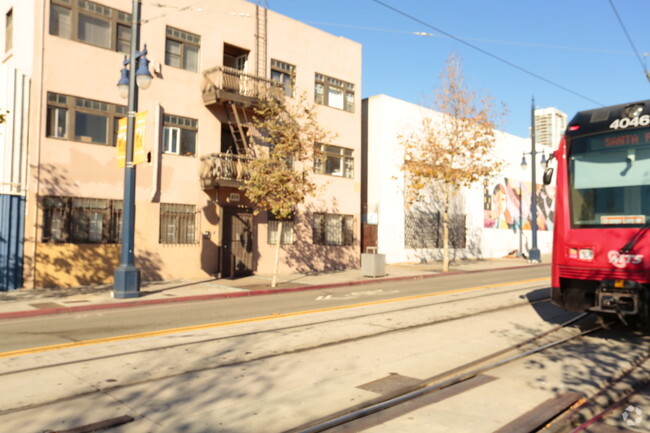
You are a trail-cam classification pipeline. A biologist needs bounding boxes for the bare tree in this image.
[401,52,505,271]
[242,87,330,287]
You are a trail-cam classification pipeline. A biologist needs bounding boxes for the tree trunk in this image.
[442,188,450,272]
[271,220,282,288]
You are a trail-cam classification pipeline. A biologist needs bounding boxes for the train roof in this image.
[566,100,650,137]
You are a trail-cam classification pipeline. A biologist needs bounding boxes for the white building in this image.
[362,94,554,264]
[535,107,567,150]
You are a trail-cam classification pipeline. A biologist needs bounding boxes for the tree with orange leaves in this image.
[242,86,331,287]
[401,52,505,271]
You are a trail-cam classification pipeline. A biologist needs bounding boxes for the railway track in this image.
[539,347,650,433]
[284,313,601,433]
[0,283,551,417]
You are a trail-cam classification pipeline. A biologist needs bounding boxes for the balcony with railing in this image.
[201,66,281,106]
[199,152,253,190]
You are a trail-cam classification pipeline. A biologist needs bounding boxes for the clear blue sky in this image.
[264,0,650,137]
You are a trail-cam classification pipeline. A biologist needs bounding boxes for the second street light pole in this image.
[114,0,143,298]
[528,97,541,263]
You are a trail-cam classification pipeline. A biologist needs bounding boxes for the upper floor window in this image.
[42,196,123,244]
[314,144,354,178]
[5,8,12,52]
[163,114,197,157]
[46,91,127,146]
[271,59,295,97]
[315,73,354,112]
[49,0,131,53]
[165,26,200,72]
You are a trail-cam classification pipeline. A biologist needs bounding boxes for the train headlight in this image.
[579,248,594,261]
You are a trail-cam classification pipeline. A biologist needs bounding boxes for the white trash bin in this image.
[361,247,386,277]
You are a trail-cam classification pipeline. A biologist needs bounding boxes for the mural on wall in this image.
[484,178,555,231]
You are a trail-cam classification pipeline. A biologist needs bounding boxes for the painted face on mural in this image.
[484,178,555,230]
[493,184,507,218]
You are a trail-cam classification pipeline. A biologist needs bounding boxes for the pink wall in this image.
[23,0,362,287]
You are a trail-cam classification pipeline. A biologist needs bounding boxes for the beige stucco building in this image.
[0,0,362,289]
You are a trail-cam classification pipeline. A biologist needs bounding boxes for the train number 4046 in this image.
[610,115,650,130]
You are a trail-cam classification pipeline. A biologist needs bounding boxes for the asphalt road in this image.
[3,263,650,433]
[0,266,551,353]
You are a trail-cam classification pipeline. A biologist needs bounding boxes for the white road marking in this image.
[316,289,400,301]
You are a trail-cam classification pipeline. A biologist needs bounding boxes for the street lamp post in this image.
[113,0,152,298]
[520,97,542,263]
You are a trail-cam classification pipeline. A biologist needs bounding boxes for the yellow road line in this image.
[0,277,548,359]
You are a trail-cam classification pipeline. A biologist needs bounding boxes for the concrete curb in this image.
[0,263,548,321]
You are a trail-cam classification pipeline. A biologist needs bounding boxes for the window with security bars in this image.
[46,91,126,146]
[159,203,197,244]
[404,211,466,249]
[42,196,122,244]
[314,73,355,112]
[313,213,354,246]
[49,0,132,53]
[267,212,294,245]
[165,26,200,72]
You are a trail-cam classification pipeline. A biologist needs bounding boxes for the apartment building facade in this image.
[362,95,555,263]
[0,0,362,290]
[534,106,567,150]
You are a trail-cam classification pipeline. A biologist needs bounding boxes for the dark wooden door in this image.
[222,208,253,278]
[362,223,378,254]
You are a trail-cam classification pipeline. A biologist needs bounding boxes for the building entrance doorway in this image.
[221,207,254,278]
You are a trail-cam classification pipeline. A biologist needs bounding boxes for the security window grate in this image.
[404,211,466,249]
[313,213,354,246]
[159,203,197,244]
[42,196,123,244]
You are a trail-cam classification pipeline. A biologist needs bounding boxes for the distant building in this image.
[534,107,567,150]
[362,95,554,262]
[0,0,362,290]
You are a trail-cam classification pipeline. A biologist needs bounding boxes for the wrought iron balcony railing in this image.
[199,152,253,190]
[201,66,281,106]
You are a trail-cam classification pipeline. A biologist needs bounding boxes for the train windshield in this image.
[569,127,650,227]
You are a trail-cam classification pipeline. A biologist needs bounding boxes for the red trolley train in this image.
[550,100,650,327]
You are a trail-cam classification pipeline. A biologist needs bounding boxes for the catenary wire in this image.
[369,0,604,106]
[607,0,650,85]
[305,21,637,56]
[141,0,209,23]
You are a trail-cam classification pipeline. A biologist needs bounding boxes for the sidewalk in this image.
[0,254,551,320]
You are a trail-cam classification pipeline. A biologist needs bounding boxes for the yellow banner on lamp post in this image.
[116,111,147,168]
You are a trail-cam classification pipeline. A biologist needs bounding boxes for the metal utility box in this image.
[361,247,386,277]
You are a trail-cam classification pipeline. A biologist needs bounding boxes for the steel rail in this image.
[287,313,596,433]
[547,351,650,433]
[0,288,554,417]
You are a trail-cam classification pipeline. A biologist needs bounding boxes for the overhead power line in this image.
[141,0,208,23]
[369,0,604,106]
[607,0,650,85]
[305,20,636,56]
